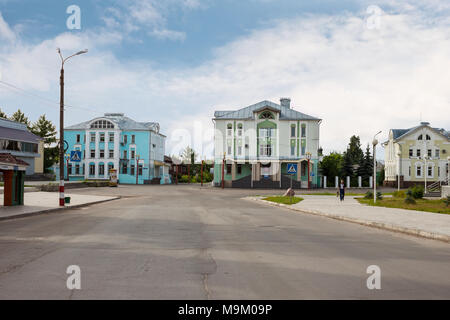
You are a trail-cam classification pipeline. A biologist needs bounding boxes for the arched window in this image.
[259,111,274,119]
[418,134,423,140]
[90,120,114,129]
[227,123,232,136]
[237,123,243,136]
[426,134,431,140]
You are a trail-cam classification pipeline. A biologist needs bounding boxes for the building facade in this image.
[383,122,450,188]
[64,113,169,184]
[0,117,43,175]
[213,98,322,188]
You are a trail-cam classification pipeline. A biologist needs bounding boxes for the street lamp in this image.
[57,48,88,206]
[306,152,312,189]
[373,131,382,203]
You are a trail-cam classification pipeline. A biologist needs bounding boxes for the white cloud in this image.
[1,1,449,159]
[0,12,15,41]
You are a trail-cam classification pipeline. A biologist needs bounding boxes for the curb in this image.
[246,197,450,243]
[0,197,121,222]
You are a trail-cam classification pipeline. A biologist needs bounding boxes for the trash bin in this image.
[64,197,71,204]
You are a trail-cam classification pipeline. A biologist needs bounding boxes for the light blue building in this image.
[64,113,169,184]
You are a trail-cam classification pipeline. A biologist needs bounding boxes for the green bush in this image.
[393,190,406,198]
[404,196,416,205]
[409,185,424,199]
[376,192,383,200]
[364,191,373,199]
[443,196,450,207]
[180,175,190,183]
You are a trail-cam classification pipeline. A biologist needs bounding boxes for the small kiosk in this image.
[0,153,29,206]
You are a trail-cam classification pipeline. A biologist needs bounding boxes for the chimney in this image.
[420,121,430,126]
[280,98,291,108]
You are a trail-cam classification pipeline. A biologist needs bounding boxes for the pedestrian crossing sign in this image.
[70,151,82,162]
[287,163,297,174]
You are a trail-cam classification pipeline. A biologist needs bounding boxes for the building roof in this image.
[65,113,164,135]
[214,100,321,121]
[0,125,42,143]
[391,122,450,141]
[0,153,29,166]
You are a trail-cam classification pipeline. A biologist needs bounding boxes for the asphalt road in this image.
[0,185,449,299]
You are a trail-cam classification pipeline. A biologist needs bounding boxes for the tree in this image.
[347,135,364,165]
[0,108,7,118]
[180,146,198,164]
[10,109,31,129]
[31,115,57,145]
[341,149,354,180]
[319,152,343,186]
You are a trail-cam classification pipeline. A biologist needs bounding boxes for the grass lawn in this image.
[302,192,394,196]
[357,197,450,215]
[262,196,304,205]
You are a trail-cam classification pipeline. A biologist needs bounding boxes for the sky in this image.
[0,0,449,159]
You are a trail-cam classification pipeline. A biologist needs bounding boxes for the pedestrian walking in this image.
[338,179,345,202]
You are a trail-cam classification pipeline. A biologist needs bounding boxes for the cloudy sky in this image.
[0,0,449,159]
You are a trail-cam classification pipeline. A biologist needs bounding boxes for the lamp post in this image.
[306,152,312,189]
[57,48,88,206]
[373,131,382,203]
[135,154,140,185]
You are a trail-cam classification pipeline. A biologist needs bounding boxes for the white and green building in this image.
[213,98,322,188]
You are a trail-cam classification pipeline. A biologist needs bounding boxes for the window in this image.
[123,150,128,159]
[89,164,95,176]
[75,164,80,175]
[259,111,274,119]
[131,135,136,144]
[227,145,232,155]
[238,146,242,156]
[130,164,135,176]
[291,125,296,137]
[416,165,422,177]
[226,164,232,174]
[100,133,105,142]
[409,149,413,157]
[138,164,143,176]
[109,133,114,142]
[237,124,243,136]
[122,163,128,174]
[99,164,105,176]
[90,120,114,129]
[418,134,423,140]
[417,149,421,157]
[82,164,85,174]
[131,150,135,159]
[301,124,306,137]
[90,149,95,158]
[408,166,411,176]
[227,124,232,136]
[259,128,275,138]
[108,164,114,174]
[109,149,114,158]
[435,149,440,158]
[426,134,431,140]
[237,164,242,175]
[76,134,80,143]
[428,166,433,177]
[260,143,272,157]
[428,149,432,157]
[100,149,105,158]
[90,133,96,142]
[291,145,295,156]
[68,164,72,175]
[438,167,440,177]
[123,135,128,144]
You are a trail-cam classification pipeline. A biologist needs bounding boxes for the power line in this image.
[0,80,103,115]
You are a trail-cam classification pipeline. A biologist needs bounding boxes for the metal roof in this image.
[214,100,321,121]
[65,113,163,134]
[0,126,42,143]
[0,153,29,166]
[391,124,450,141]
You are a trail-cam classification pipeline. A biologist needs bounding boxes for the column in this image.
[358,176,362,188]
[335,176,339,188]
[346,176,350,188]
[323,176,327,189]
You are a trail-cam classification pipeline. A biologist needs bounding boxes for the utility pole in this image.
[135,155,140,185]
[57,48,87,206]
[201,159,204,187]
[222,152,225,189]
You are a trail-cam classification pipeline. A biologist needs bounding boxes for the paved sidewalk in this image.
[250,195,450,242]
[0,192,119,221]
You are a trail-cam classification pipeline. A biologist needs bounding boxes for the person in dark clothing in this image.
[338,179,345,201]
